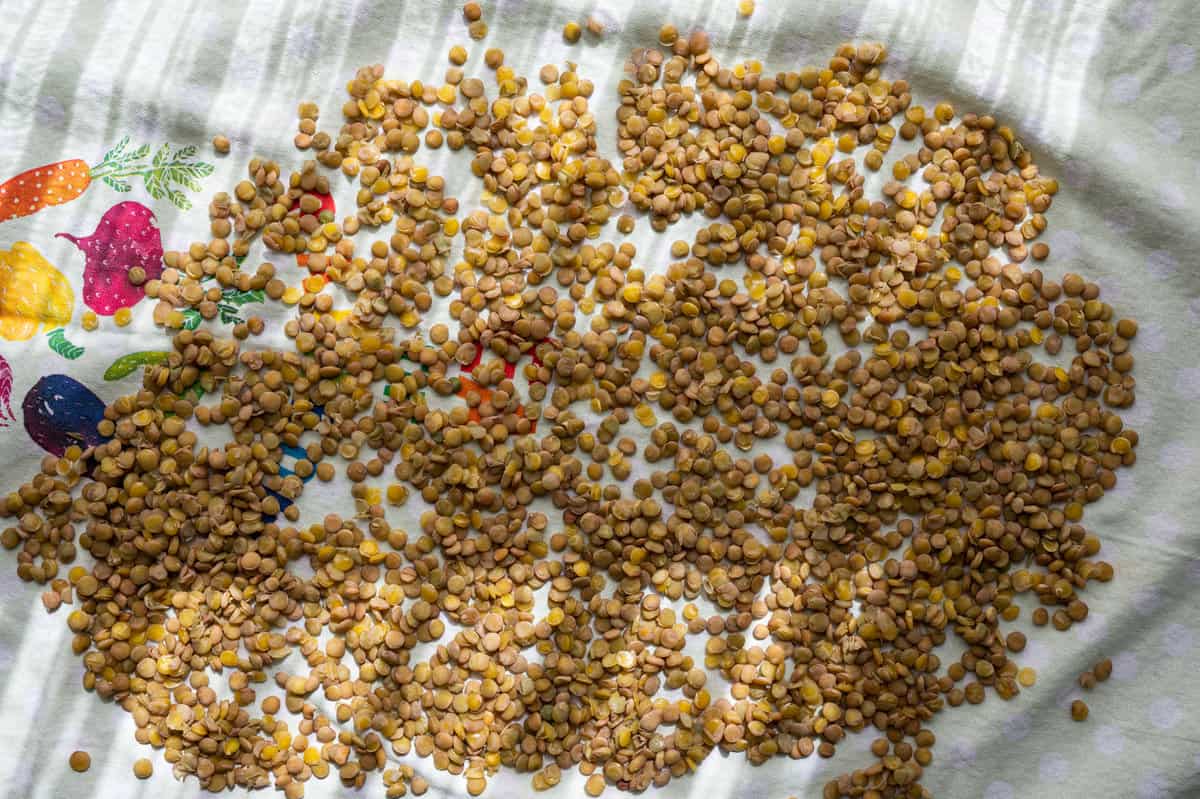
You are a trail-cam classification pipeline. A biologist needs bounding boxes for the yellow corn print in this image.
[0,242,74,340]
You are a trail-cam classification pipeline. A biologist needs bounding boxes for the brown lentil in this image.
[0,25,1139,799]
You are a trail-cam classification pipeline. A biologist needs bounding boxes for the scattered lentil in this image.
[0,24,1139,799]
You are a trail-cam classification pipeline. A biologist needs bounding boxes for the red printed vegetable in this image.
[295,191,336,270]
[57,201,164,315]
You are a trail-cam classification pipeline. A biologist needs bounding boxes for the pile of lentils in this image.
[1,10,1138,799]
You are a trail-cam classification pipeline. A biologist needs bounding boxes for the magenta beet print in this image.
[0,354,14,427]
[23,374,108,455]
[56,201,164,315]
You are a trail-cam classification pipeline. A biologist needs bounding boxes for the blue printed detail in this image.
[264,405,324,519]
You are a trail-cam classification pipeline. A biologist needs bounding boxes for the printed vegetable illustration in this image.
[177,287,265,330]
[0,242,76,343]
[453,342,554,430]
[0,136,214,223]
[57,201,164,315]
[46,328,84,360]
[22,374,108,456]
[456,375,531,429]
[103,350,169,381]
[308,191,336,217]
[462,337,555,379]
[265,414,324,520]
[0,354,14,427]
[295,191,336,270]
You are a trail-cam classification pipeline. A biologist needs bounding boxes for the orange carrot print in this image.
[0,137,214,223]
[0,160,91,222]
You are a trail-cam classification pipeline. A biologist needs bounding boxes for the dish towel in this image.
[0,1,1196,797]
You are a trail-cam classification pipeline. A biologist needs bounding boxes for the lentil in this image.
[0,25,1139,799]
